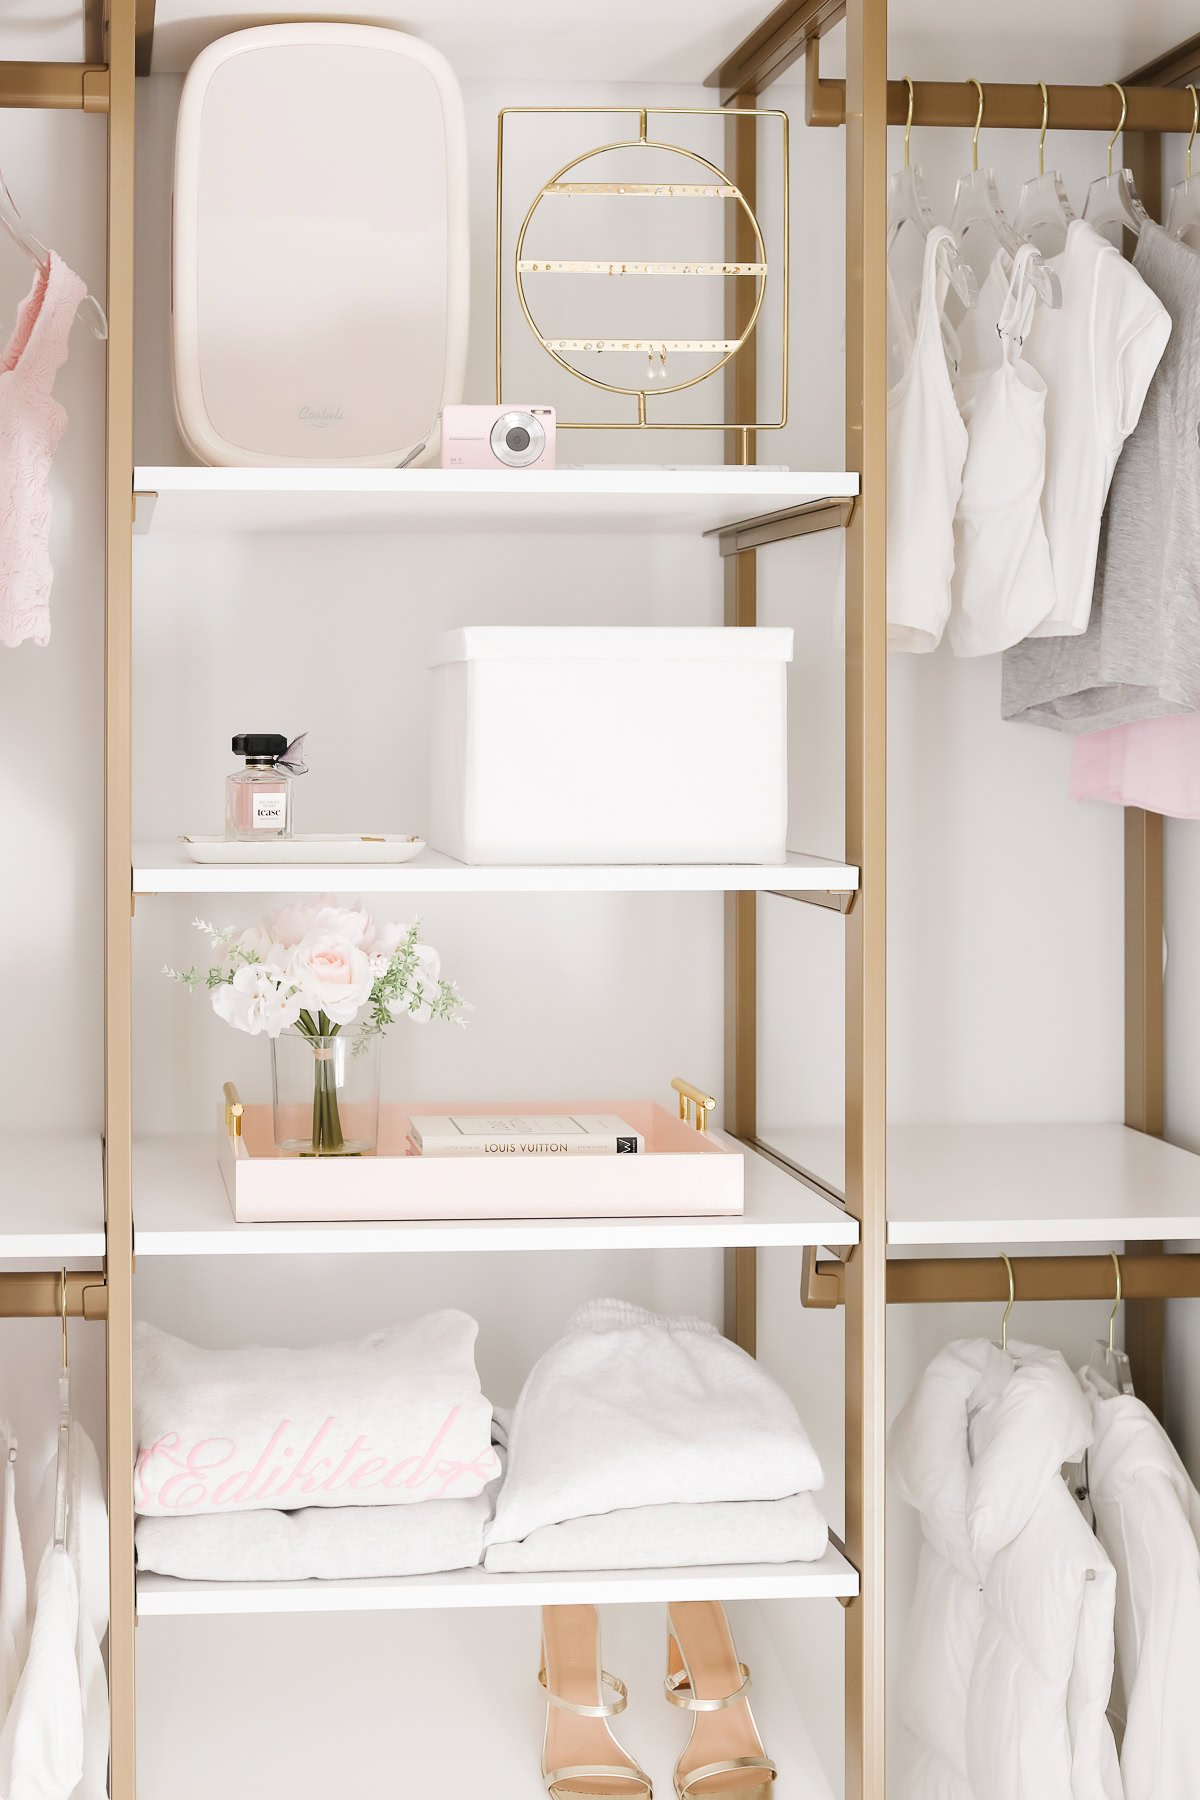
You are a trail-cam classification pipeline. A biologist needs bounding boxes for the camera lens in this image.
[490,410,547,467]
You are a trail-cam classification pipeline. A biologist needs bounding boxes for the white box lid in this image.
[428,627,795,667]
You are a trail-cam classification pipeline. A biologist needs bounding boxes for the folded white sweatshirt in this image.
[488,1300,823,1548]
[136,1489,496,1582]
[134,1315,497,1517]
[484,1491,829,1572]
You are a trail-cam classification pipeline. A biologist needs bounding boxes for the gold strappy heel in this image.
[665,1601,777,1800]
[540,1603,653,1800]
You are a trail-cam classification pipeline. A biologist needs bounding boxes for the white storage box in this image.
[428,627,793,865]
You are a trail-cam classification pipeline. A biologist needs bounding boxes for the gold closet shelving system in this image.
[4,0,1200,1793]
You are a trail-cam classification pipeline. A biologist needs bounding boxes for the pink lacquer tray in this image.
[218,1096,745,1224]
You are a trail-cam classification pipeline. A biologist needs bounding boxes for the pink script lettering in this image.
[134,1412,500,1512]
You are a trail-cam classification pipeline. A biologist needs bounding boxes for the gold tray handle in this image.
[671,1076,716,1133]
[223,1080,244,1141]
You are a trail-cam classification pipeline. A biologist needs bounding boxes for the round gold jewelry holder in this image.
[514,139,767,400]
[496,106,789,443]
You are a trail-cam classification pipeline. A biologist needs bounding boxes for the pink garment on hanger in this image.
[0,252,86,649]
[1071,714,1200,819]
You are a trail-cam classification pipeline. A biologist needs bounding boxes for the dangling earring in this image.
[646,348,655,384]
[659,345,668,383]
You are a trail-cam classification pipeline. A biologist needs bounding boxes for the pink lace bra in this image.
[0,252,86,648]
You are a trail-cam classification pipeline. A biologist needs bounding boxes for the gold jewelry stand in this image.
[496,106,789,459]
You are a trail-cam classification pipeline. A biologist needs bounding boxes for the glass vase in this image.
[270,1027,381,1157]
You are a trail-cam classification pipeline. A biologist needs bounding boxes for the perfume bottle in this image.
[225,733,303,841]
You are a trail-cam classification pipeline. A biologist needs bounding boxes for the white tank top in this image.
[887,227,969,653]
[948,244,1057,656]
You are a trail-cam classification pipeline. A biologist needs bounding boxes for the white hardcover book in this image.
[408,1114,645,1156]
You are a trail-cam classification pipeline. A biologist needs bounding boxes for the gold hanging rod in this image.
[805,51,1200,134]
[0,62,109,112]
[802,1249,1200,1309]
[0,1272,108,1321]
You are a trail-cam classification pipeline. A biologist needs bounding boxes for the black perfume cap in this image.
[232,733,288,757]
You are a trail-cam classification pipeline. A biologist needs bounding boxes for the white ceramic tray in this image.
[218,1099,745,1223]
[182,834,426,865]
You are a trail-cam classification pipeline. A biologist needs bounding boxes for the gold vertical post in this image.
[842,0,888,1794]
[105,0,137,1791]
[1120,111,1166,1425]
[723,555,759,1353]
[1124,806,1166,1420]
[134,0,156,78]
[723,89,759,1356]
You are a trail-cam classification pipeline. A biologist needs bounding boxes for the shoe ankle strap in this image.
[664,1662,752,1712]
[539,1666,629,1719]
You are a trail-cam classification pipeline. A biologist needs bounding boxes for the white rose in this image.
[287,930,374,1026]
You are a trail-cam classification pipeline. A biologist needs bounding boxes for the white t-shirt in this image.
[1023,219,1170,637]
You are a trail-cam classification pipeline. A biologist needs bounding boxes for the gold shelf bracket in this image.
[707,497,854,557]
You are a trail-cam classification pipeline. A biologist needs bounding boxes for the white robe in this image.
[1080,1366,1200,1800]
[890,1337,1123,1800]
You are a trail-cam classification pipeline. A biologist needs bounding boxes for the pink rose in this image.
[287,930,374,1026]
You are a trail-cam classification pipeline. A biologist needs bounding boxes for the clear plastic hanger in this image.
[1015,81,1075,257]
[888,77,978,308]
[53,1269,71,1552]
[1085,1251,1135,1398]
[1165,84,1200,249]
[886,77,976,384]
[951,78,1022,276]
[1083,82,1149,245]
[0,169,107,342]
[952,79,1061,308]
[997,1252,1015,1353]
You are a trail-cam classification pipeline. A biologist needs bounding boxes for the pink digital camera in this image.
[440,404,556,470]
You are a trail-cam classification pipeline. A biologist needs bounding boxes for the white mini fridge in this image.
[172,23,469,468]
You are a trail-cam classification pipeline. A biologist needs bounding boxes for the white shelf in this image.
[133,843,859,897]
[132,466,858,537]
[132,1135,859,1255]
[764,1121,1200,1246]
[0,1135,106,1260]
[136,1546,857,1615]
